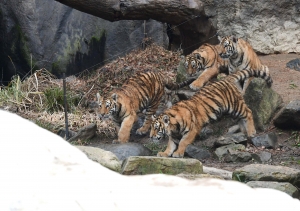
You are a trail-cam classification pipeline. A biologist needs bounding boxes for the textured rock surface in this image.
[94,143,152,161]
[121,156,203,175]
[244,78,283,131]
[251,132,278,149]
[273,100,300,130]
[204,0,300,54]
[76,146,121,172]
[203,166,233,180]
[247,181,299,198]
[0,0,168,82]
[233,164,300,188]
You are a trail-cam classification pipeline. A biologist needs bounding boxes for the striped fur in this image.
[150,69,272,158]
[183,43,228,90]
[97,71,196,144]
[218,35,271,94]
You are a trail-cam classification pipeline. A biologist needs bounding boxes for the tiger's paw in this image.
[172,151,184,158]
[157,151,169,157]
[189,83,201,91]
[136,127,148,135]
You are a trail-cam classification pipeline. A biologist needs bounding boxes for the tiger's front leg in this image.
[113,114,137,144]
[136,104,159,135]
[172,130,198,158]
[157,137,177,157]
[189,67,218,90]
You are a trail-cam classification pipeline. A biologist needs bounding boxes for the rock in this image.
[97,143,152,161]
[121,156,203,175]
[67,123,97,143]
[203,166,233,180]
[247,181,299,199]
[286,58,300,71]
[273,100,300,130]
[214,132,247,147]
[233,164,300,187]
[185,145,211,160]
[251,132,278,149]
[251,151,272,163]
[57,128,77,139]
[205,0,300,54]
[214,144,245,160]
[244,78,283,131]
[76,146,121,173]
[176,173,224,180]
[0,1,168,83]
[223,149,252,163]
[2,110,300,210]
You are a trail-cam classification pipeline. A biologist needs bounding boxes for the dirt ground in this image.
[90,54,300,172]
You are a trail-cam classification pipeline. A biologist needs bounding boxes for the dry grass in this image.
[0,44,182,135]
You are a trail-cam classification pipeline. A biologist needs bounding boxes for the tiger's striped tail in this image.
[230,67,273,87]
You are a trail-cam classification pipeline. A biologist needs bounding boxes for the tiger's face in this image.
[96,93,113,119]
[183,55,200,76]
[183,54,206,76]
[219,36,238,59]
[150,114,169,143]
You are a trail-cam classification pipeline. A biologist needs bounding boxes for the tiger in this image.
[96,71,196,144]
[150,68,273,158]
[218,35,270,94]
[183,43,228,90]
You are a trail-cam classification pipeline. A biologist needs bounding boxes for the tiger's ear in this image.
[162,114,170,126]
[231,36,238,43]
[111,93,118,101]
[152,115,157,121]
[194,53,201,60]
[217,35,223,42]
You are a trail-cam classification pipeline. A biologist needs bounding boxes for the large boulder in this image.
[204,0,300,54]
[0,0,168,82]
[233,164,300,188]
[76,146,121,173]
[273,100,300,130]
[244,78,283,131]
[121,156,203,175]
[1,110,300,210]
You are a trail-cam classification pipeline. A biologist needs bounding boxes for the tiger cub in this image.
[150,69,273,158]
[97,71,196,144]
[218,35,270,94]
[183,43,228,90]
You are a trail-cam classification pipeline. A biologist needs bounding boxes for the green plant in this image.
[0,75,24,106]
[44,87,80,113]
[144,142,167,156]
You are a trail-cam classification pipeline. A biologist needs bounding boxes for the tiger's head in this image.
[150,114,170,143]
[182,55,204,76]
[96,93,113,120]
[218,36,239,59]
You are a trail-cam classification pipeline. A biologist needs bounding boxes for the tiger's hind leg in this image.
[189,67,218,90]
[238,106,256,138]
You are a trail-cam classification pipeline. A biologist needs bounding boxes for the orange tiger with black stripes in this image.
[183,43,228,90]
[218,35,270,94]
[150,68,273,158]
[97,71,196,144]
